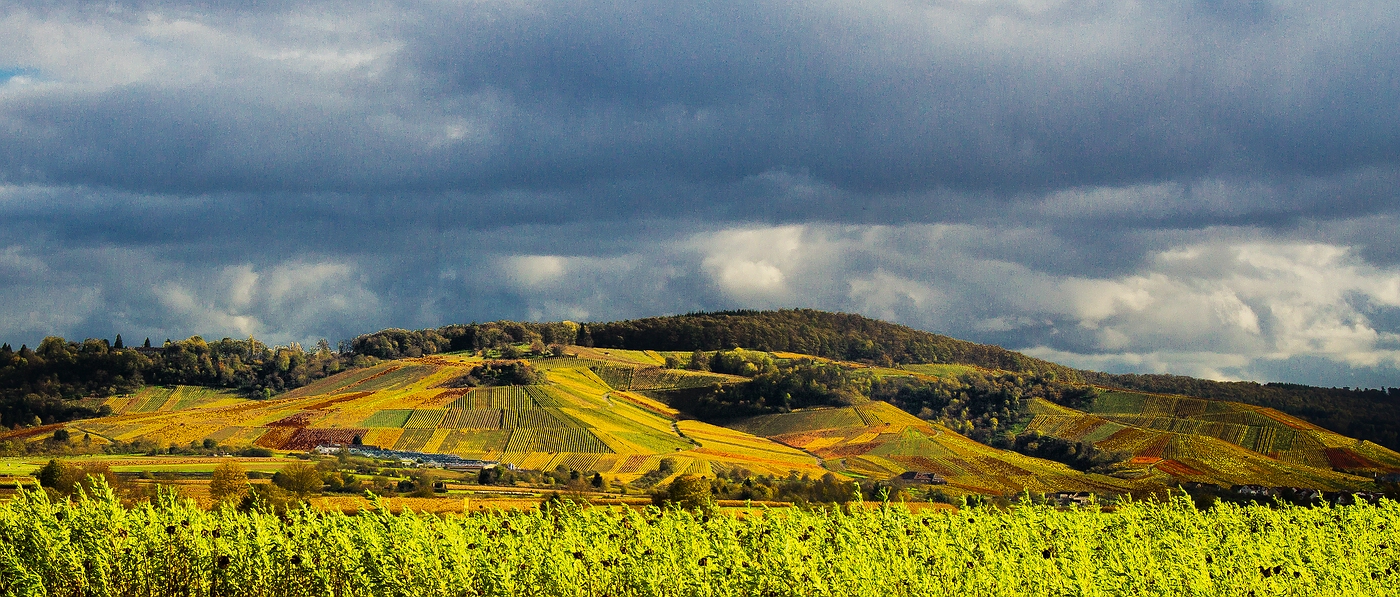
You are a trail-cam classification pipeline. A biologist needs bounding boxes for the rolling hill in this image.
[3,311,1398,496]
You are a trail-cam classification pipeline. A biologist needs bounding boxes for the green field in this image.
[2,486,1397,596]
[0,455,297,477]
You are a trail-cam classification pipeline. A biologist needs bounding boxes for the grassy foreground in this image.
[1,484,1397,597]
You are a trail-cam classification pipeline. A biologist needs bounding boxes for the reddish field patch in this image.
[303,392,373,411]
[822,442,880,457]
[268,412,318,427]
[1155,459,1205,476]
[616,454,651,474]
[1139,436,1170,459]
[1325,447,1378,469]
[280,428,369,450]
[254,427,297,448]
[0,423,65,441]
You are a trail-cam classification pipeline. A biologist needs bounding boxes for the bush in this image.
[36,459,122,498]
[209,461,250,504]
[653,475,714,513]
[271,463,323,496]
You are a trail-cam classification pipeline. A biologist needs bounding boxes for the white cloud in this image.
[501,255,568,289]
[697,226,805,301]
[148,259,379,344]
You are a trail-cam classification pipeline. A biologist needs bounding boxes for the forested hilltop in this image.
[2,310,1397,452]
[581,310,1083,380]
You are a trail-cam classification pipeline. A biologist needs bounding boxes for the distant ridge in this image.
[583,309,1082,380]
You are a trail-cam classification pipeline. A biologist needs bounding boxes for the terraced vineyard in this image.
[1024,394,1390,489]
[101,386,244,415]
[729,401,1133,495]
[7,343,1398,495]
[589,363,737,391]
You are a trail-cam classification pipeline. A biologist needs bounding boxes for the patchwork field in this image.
[729,401,1134,495]
[6,347,1396,495]
[1024,393,1393,490]
[3,352,845,484]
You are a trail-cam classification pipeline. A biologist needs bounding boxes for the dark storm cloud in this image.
[2,1,1400,386]
[2,0,1398,215]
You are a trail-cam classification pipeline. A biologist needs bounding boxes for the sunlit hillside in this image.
[4,340,1396,495]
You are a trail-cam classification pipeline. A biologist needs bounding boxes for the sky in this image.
[2,0,1399,387]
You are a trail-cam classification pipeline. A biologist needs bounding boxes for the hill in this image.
[6,351,831,485]
[1023,395,1382,490]
[9,310,1398,455]
[3,311,1398,496]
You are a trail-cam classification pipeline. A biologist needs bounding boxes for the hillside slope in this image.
[5,352,830,484]
[727,401,1134,495]
[4,317,1396,495]
[1023,396,1386,491]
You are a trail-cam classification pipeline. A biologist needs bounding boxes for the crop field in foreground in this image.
[3,486,1397,597]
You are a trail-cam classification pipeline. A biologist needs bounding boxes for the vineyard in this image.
[7,346,1400,494]
[102,386,244,415]
[589,364,736,392]
[3,485,1398,597]
[1023,390,1399,488]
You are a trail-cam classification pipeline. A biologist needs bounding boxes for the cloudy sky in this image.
[2,0,1399,387]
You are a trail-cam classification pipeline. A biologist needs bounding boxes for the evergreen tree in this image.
[113,335,124,349]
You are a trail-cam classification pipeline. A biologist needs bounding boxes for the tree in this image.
[478,466,502,485]
[687,349,708,371]
[209,461,250,504]
[37,459,65,489]
[272,463,323,496]
[36,459,119,497]
[656,475,713,513]
[113,335,124,349]
[144,338,152,348]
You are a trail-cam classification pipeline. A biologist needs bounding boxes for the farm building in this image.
[897,471,947,485]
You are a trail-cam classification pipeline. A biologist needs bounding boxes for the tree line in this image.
[580,309,1083,380]
[0,336,367,429]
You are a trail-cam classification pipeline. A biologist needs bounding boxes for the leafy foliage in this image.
[440,360,544,387]
[1010,432,1126,473]
[871,372,1098,445]
[352,321,581,358]
[678,359,869,419]
[3,484,1399,596]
